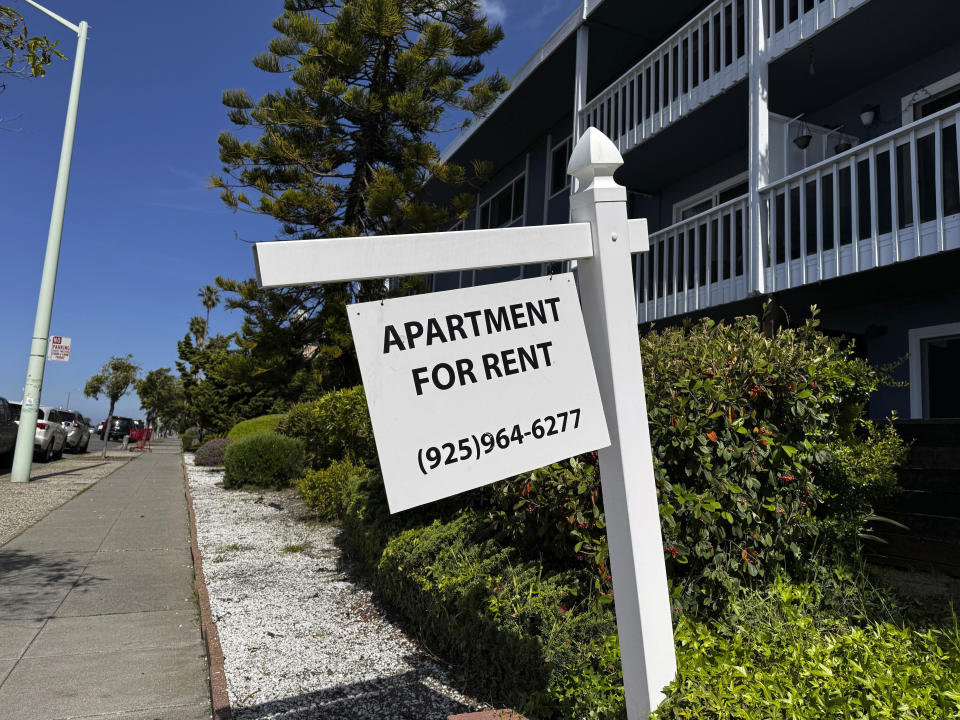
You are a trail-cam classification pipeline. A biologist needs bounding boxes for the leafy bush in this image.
[194,437,233,467]
[277,386,377,469]
[487,310,907,614]
[223,432,306,489]
[487,454,611,594]
[299,458,368,520]
[642,311,907,613]
[653,578,960,719]
[227,413,284,440]
[341,473,621,717]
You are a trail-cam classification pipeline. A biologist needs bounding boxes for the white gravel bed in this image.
[185,454,490,719]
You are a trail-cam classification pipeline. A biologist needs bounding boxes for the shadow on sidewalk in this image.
[25,462,110,482]
[0,548,102,589]
[231,667,474,719]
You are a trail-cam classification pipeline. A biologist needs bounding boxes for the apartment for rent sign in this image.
[349,274,610,513]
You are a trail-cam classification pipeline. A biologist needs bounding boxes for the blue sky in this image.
[0,0,579,423]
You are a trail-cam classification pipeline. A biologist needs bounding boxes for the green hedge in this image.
[227,414,284,441]
[277,386,377,469]
[180,430,201,453]
[299,458,368,520]
[223,432,306,489]
[341,472,621,717]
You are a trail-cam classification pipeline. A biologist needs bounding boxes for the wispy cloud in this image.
[478,0,508,25]
[522,0,568,29]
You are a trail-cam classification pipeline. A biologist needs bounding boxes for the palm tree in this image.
[188,316,207,349]
[197,284,220,348]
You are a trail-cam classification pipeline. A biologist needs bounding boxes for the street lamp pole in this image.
[11,2,89,483]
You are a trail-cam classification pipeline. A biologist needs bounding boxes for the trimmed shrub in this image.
[194,438,233,467]
[180,429,201,453]
[299,458,368,520]
[223,432,306,489]
[277,386,377,469]
[227,414,284,441]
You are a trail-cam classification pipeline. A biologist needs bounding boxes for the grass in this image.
[282,542,310,553]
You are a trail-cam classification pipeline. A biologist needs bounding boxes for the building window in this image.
[549,136,573,196]
[909,322,960,418]
[673,174,749,223]
[902,70,960,125]
[479,174,526,229]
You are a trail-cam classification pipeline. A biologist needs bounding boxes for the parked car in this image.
[100,416,135,441]
[0,397,18,462]
[9,404,68,463]
[57,409,91,453]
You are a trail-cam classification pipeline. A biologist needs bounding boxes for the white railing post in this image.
[571,22,590,200]
[748,0,770,295]
[568,128,677,719]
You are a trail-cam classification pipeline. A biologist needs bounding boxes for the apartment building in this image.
[432,0,960,422]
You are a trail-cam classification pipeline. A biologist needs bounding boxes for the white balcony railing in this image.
[637,102,960,322]
[580,0,870,156]
[765,0,871,60]
[638,195,750,323]
[580,0,748,154]
[761,103,960,293]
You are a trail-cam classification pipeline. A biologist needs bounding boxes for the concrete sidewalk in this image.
[0,441,211,719]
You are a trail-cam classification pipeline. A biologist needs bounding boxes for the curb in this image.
[182,454,232,720]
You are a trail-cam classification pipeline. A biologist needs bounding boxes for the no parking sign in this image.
[47,336,71,362]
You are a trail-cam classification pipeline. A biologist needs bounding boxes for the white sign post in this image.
[47,336,71,362]
[349,274,610,513]
[253,128,676,717]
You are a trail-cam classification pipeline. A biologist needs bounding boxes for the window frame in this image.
[908,321,960,418]
[901,70,960,125]
[477,171,527,230]
[672,172,749,224]
[548,135,574,198]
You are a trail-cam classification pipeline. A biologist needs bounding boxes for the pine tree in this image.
[208,0,506,400]
[211,0,505,238]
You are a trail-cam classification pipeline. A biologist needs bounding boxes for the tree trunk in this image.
[101,400,115,459]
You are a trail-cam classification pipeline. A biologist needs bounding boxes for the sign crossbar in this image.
[255,220,648,288]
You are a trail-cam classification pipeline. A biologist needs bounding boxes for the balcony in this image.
[637,102,960,322]
[579,0,870,156]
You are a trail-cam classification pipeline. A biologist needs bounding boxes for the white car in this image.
[10,404,68,463]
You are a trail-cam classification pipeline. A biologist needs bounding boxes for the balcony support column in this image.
[748,0,770,295]
[572,22,590,193]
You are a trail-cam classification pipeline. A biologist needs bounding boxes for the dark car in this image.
[0,397,17,462]
[100,416,135,441]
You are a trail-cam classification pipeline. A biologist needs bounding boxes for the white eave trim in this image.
[440,1,595,163]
